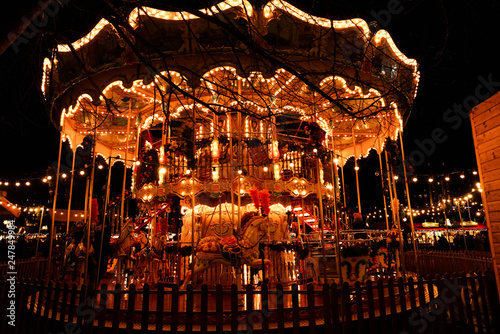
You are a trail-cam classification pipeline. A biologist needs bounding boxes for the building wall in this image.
[470,91,500,292]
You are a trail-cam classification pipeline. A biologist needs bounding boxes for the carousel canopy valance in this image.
[42,0,418,164]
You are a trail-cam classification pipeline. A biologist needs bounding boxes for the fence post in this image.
[231,284,239,334]
[215,285,223,333]
[112,283,122,334]
[277,284,285,334]
[291,284,300,334]
[322,283,332,334]
[156,283,164,333]
[97,283,108,334]
[171,284,179,334]
[141,284,150,332]
[355,281,365,333]
[201,284,208,334]
[307,283,316,334]
[366,280,376,333]
[185,284,193,334]
[126,283,136,334]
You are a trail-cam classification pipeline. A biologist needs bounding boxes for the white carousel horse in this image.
[180,213,272,289]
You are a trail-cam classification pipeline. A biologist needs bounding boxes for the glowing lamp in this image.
[274,163,281,181]
[211,139,219,161]
[212,165,220,182]
[270,140,279,161]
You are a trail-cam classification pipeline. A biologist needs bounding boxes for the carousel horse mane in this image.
[240,211,259,235]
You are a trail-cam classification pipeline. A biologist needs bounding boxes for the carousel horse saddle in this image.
[220,236,241,265]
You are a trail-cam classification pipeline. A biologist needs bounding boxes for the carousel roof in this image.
[42,0,419,163]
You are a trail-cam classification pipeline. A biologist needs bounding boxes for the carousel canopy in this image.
[42,0,419,164]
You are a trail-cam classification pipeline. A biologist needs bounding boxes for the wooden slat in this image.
[461,273,475,332]
[261,284,269,334]
[51,281,61,334]
[200,284,208,334]
[471,103,500,126]
[97,284,108,334]
[216,285,223,333]
[477,272,492,333]
[277,284,285,334]
[142,284,150,332]
[156,283,164,333]
[171,284,179,334]
[68,283,78,325]
[185,284,193,334]
[245,285,254,333]
[342,282,352,333]
[322,284,333,334]
[75,284,86,327]
[469,275,484,333]
[231,284,238,334]
[292,284,300,334]
[366,280,376,334]
[377,279,388,334]
[112,284,122,334]
[59,282,69,332]
[387,278,398,333]
[41,283,52,334]
[444,274,459,330]
[126,284,136,334]
[474,112,500,136]
[355,282,365,333]
[307,283,316,334]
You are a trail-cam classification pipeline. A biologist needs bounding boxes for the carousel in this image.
[41,0,419,289]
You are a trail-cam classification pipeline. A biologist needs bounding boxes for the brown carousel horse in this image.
[180,212,271,289]
[109,219,135,277]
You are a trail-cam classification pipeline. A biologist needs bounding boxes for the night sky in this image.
[0,0,499,210]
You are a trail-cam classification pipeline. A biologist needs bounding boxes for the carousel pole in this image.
[96,155,114,288]
[66,130,77,234]
[352,125,362,214]
[84,128,97,286]
[315,155,327,283]
[46,128,64,282]
[378,151,390,230]
[399,133,420,272]
[384,150,396,226]
[191,104,196,260]
[329,135,342,286]
[340,156,348,229]
[120,100,133,231]
[35,207,45,256]
[385,148,406,277]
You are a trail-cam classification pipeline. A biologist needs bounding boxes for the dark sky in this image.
[0,0,499,207]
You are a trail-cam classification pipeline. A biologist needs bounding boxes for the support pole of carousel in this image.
[84,129,97,286]
[340,156,348,229]
[315,152,327,284]
[384,150,395,226]
[378,150,390,230]
[46,127,63,282]
[35,207,45,257]
[237,106,243,300]
[120,100,132,231]
[399,133,419,274]
[66,131,77,234]
[352,125,362,214]
[96,155,113,288]
[330,142,342,286]
[385,148,406,277]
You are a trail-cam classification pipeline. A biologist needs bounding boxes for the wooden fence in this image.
[1,270,499,334]
[0,257,47,282]
[405,250,493,276]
